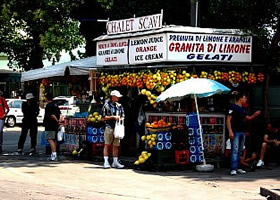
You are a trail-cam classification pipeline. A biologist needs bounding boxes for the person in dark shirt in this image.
[17,93,39,155]
[44,93,62,161]
[256,122,280,167]
[226,91,261,175]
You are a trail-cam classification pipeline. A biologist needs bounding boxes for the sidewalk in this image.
[1,126,280,199]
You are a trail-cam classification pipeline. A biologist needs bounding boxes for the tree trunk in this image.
[27,34,44,70]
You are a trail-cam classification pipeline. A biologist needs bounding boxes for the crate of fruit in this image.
[87,112,104,127]
[146,119,172,133]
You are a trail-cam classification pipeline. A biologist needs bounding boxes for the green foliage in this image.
[202,0,280,67]
[0,0,85,71]
[40,20,84,54]
[97,0,114,10]
[97,0,189,25]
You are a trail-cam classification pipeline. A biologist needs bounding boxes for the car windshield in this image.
[14,101,22,108]
[53,99,69,106]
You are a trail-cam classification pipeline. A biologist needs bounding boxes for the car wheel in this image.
[6,116,16,127]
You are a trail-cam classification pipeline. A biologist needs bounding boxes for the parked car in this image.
[5,99,45,127]
[53,96,80,117]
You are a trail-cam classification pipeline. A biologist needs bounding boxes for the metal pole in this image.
[195,0,198,27]
[194,94,206,165]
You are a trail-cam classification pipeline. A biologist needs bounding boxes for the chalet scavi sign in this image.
[96,32,252,66]
[106,13,163,35]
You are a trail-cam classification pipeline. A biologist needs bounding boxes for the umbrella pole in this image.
[194,94,206,165]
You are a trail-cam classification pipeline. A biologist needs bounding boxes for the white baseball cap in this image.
[26,93,34,100]
[110,90,122,98]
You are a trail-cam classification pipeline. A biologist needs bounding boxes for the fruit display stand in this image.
[135,118,190,170]
[98,69,265,107]
[146,126,174,165]
[135,119,175,168]
[145,111,226,166]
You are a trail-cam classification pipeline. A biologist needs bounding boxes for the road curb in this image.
[260,187,280,200]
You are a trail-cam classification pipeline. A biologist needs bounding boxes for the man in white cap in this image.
[16,93,39,155]
[102,90,125,169]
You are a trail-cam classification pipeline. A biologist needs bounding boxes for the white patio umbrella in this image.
[156,78,231,171]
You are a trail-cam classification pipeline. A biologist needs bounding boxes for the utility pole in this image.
[190,0,200,27]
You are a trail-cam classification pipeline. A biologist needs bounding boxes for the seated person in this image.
[240,148,257,169]
[256,122,280,167]
[225,139,257,170]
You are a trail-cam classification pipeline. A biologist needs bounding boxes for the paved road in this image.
[0,126,279,200]
[2,126,45,154]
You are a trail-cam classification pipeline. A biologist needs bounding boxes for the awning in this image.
[21,56,100,82]
[0,69,21,82]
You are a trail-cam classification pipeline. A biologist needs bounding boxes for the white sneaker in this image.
[230,170,237,176]
[48,157,58,161]
[48,155,58,161]
[237,169,246,174]
[256,160,264,167]
[103,162,111,169]
[112,161,124,169]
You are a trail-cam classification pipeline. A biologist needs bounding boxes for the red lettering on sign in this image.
[105,57,117,62]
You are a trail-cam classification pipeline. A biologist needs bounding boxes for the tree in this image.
[97,0,190,25]
[201,0,279,63]
[71,0,191,57]
[201,0,280,120]
[0,0,85,71]
[71,0,108,57]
